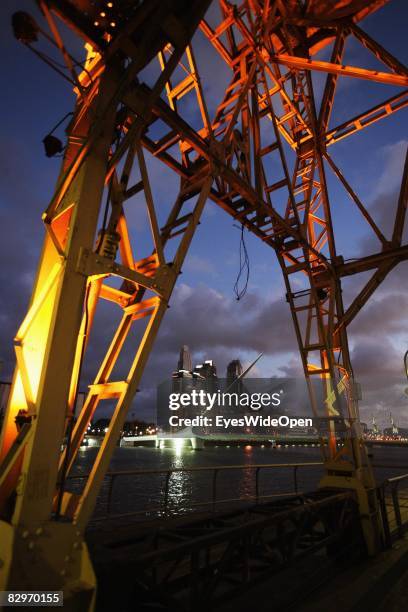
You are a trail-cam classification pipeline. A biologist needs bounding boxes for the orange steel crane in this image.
[0,0,407,607]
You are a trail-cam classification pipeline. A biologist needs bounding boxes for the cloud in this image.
[156,282,297,356]
[348,292,408,338]
[183,254,218,277]
[74,281,299,419]
[370,139,407,201]
[350,336,408,427]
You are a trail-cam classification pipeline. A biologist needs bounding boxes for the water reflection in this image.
[238,445,256,500]
[67,445,408,522]
[160,444,193,513]
[172,438,186,457]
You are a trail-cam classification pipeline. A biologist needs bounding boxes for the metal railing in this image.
[67,461,408,549]
[67,461,324,523]
[377,471,408,546]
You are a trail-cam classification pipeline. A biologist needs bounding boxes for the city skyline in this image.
[174,344,244,381]
[170,344,406,431]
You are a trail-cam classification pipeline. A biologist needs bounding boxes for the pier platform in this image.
[86,489,363,611]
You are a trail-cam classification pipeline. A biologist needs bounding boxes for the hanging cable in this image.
[233,223,250,300]
[12,12,94,86]
[30,48,94,84]
[98,108,125,244]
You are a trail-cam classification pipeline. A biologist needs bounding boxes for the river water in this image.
[68,444,408,523]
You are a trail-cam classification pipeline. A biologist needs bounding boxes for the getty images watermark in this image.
[157,377,358,438]
[164,387,313,431]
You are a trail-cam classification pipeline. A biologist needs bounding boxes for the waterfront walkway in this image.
[300,536,408,612]
[217,535,408,612]
[87,477,408,611]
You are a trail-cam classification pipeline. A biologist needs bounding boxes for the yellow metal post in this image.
[0,65,119,606]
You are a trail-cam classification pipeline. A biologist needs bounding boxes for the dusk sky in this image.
[0,0,407,427]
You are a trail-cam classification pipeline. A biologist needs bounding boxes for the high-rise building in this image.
[372,416,379,435]
[383,413,400,437]
[390,412,399,436]
[170,346,194,435]
[226,359,243,387]
[177,345,192,373]
[194,359,217,379]
[193,359,218,395]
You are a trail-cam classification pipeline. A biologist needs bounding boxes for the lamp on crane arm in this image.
[42,112,73,158]
[12,11,39,44]
[42,134,64,158]
[11,12,67,158]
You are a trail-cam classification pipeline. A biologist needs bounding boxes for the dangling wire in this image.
[99,107,126,236]
[233,224,250,300]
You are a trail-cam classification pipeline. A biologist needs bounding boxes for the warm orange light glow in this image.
[0,222,65,468]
